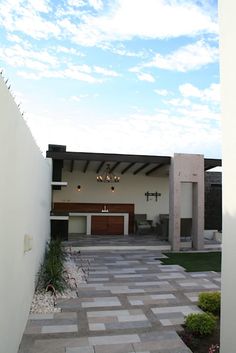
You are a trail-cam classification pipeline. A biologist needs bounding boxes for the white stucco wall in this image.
[0,76,51,353]
[219,1,236,351]
[53,168,192,221]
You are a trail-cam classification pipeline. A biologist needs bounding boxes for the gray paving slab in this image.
[19,247,221,353]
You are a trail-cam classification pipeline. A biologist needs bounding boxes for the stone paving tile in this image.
[183,291,201,302]
[66,347,95,353]
[30,338,89,353]
[94,343,135,353]
[128,293,176,306]
[19,248,221,353]
[81,296,121,308]
[41,324,78,334]
[151,305,202,327]
[156,273,186,280]
[88,333,141,345]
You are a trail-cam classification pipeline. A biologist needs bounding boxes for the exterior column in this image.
[169,153,204,251]
[192,182,204,250]
[169,158,181,251]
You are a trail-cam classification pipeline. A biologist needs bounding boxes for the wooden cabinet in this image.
[91,215,124,235]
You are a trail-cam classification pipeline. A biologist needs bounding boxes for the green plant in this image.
[37,240,67,293]
[185,313,217,336]
[198,292,221,315]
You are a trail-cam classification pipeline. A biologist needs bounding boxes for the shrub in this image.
[198,292,221,315]
[185,313,217,336]
[37,240,67,293]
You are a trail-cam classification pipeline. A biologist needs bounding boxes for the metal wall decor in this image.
[145,191,161,201]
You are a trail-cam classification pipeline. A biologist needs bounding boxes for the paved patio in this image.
[18,249,221,353]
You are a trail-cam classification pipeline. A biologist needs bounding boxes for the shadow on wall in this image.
[220,211,236,351]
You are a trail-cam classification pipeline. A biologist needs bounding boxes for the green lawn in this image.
[162,252,221,272]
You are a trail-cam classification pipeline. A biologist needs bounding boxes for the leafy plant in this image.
[37,240,67,293]
[198,292,221,315]
[185,313,217,336]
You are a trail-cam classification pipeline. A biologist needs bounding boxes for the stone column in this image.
[169,158,181,251]
[169,153,204,251]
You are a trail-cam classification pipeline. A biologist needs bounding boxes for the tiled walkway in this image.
[19,250,221,353]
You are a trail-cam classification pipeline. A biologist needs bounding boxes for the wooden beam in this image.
[96,161,105,173]
[146,163,165,176]
[121,162,135,174]
[133,163,150,175]
[70,160,74,173]
[110,162,120,173]
[83,160,90,173]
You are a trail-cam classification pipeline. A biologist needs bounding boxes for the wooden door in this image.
[91,216,124,235]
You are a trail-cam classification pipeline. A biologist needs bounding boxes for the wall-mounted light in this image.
[111,186,115,192]
[77,185,81,192]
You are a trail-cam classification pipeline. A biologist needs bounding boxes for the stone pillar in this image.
[169,153,204,251]
[192,182,204,250]
[169,157,181,251]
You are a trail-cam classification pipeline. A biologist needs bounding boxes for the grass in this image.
[162,252,221,272]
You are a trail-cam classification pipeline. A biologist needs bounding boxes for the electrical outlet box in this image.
[24,234,33,253]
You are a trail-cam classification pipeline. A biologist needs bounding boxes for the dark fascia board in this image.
[46,147,221,169]
[46,150,171,165]
[204,158,222,171]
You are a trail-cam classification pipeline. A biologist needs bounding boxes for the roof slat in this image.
[133,163,150,175]
[83,160,90,173]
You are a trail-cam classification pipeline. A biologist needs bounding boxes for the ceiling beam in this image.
[70,159,74,173]
[96,161,105,173]
[146,163,165,176]
[121,162,135,174]
[133,163,150,175]
[109,162,120,173]
[83,160,90,173]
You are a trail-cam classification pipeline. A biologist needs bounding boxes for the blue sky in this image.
[0,0,220,157]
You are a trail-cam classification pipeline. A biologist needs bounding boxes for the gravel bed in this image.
[30,248,87,314]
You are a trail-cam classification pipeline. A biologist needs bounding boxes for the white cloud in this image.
[109,47,145,58]
[6,34,23,43]
[58,0,218,47]
[145,40,218,72]
[70,94,89,102]
[0,44,59,71]
[154,89,169,96]
[89,0,103,11]
[100,43,146,58]
[0,1,60,39]
[16,65,107,83]
[68,0,86,7]
[27,0,51,13]
[164,97,219,121]
[166,98,191,107]
[55,45,85,56]
[17,71,41,80]
[129,66,155,82]
[0,0,218,45]
[28,109,221,158]
[179,83,220,103]
[136,72,155,83]
[93,66,120,77]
